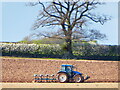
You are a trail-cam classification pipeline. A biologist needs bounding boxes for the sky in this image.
[0,1,118,45]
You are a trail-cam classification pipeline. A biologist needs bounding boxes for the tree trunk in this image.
[63,38,74,59]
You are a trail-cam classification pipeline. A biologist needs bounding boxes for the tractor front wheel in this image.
[58,73,68,83]
[73,75,84,83]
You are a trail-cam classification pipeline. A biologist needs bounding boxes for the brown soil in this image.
[1,58,119,83]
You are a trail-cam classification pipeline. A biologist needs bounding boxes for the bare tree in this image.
[30,0,110,58]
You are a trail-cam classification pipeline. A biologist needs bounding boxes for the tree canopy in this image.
[30,0,111,58]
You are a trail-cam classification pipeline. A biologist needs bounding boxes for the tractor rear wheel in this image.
[58,73,68,83]
[73,75,84,83]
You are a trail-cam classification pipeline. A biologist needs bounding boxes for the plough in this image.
[34,64,90,83]
[34,74,57,82]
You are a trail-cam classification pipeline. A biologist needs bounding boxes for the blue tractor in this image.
[33,64,90,83]
[57,64,90,83]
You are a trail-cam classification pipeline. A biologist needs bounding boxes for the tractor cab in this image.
[60,64,73,73]
[59,65,77,78]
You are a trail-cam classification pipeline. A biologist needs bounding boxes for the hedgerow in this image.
[1,43,119,59]
[73,44,119,56]
[1,43,64,58]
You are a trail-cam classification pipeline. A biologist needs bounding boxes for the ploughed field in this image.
[1,57,119,83]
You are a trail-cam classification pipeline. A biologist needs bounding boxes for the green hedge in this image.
[73,44,119,56]
[1,43,64,58]
[1,43,119,59]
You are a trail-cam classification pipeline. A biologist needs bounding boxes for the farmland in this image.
[1,57,119,83]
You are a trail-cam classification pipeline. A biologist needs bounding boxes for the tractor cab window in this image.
[61,66,65,71]
[66,66,72,72]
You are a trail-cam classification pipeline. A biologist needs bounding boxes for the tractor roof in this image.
[61,64,73,67]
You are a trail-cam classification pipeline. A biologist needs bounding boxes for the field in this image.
[1,83,119,88]
[1,57,119,83]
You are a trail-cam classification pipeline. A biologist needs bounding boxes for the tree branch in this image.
[38,1,62,19]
